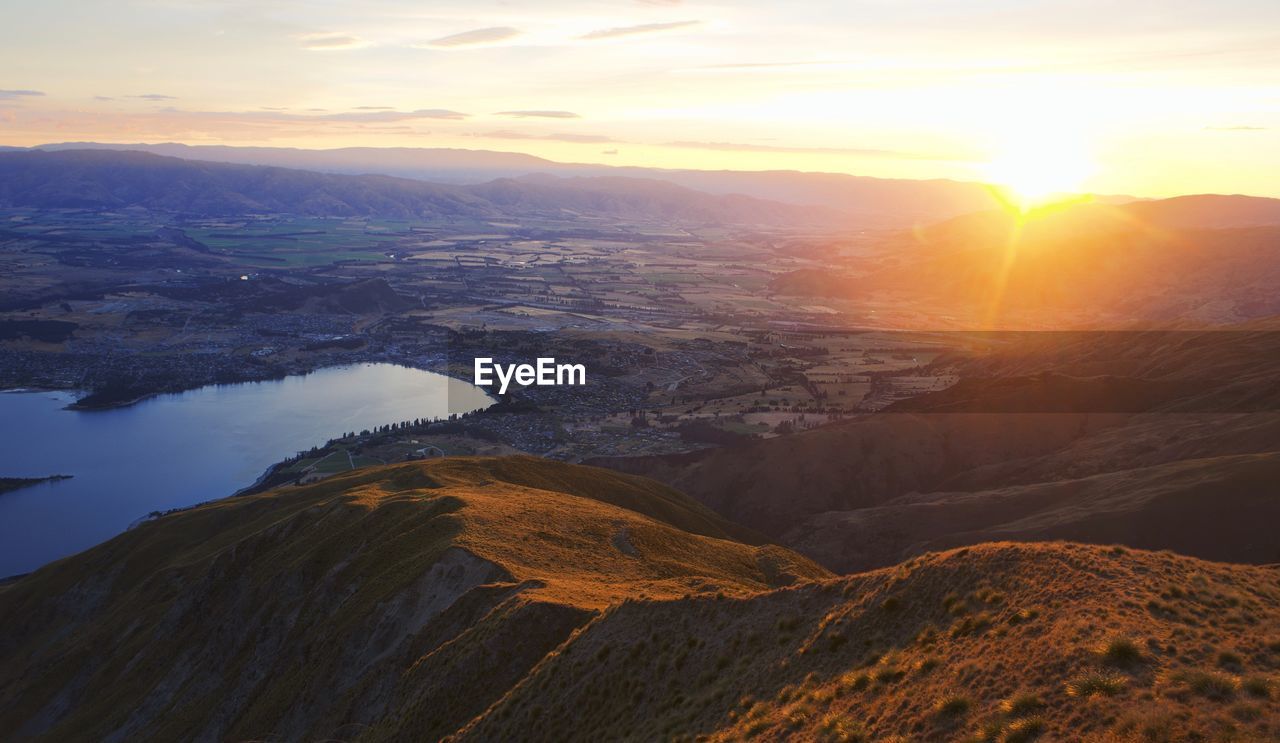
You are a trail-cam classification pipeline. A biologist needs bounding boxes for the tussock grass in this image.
[1216,650,1243,669]
[998,692,1043,717]
[1099,636,1145,667]
[934,694,972,717]
[1242,675,1272,698]
[1171,669,1239,701]
[1066,672,1127,698]
[1001,717,1045,743]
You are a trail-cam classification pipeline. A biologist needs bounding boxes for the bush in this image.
[818,713,868,742]
[1099,636,1144,667]
[998,692,1043,717]
[1066,672,1127,698]
[1173,670,1239,701]
[1242,676,1272,699]
[1002,717,1045,743]
[935,694,972,717]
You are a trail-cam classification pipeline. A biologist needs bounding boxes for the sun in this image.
[982,130,1094,210]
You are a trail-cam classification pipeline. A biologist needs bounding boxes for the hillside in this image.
[600,329,1280,572]
[463,541,1280,742]
[0,456,824,742]
[3,474,1277,741]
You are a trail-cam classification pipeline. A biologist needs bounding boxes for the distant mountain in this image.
[0,149,842,226]
[2,457,1275,740]
[1122,193,1280,229]
[36,141,562,183]
[0,149,496,219]
[32,141,1014,225]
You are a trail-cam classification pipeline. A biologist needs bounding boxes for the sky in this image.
[2,0,1279,198]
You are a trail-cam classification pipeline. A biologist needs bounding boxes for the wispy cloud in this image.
[93,96,115,101]
[579,20,700,41]
[1204,125,1267,131]
[665,140,965,161]
[0,89,45,99]
[419,27,520,48]
[354,106,394,110]
[294,108,468,122]
[299,33,366,51]
[481,130,617,144]
[159,107,468,123]
[495,110,581,119]
[131,93,178,101]
[688,60,847,71]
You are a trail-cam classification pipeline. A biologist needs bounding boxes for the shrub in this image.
[1242,676,1272,699]
[1216,650,1243,669]
[1172,669,1238,701]
[818,713,868,742]
[840,671,871,693]
[1066,672,1127,698]
[998,692,1043,717]
[1002,717,1045,743]
[951,612,994,637]
[873,666,905,684]
[935,694,972,717]
[1099,636,1144,667]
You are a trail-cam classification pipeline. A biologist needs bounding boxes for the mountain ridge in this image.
[2,460,1276,741]
[0,149,845,227]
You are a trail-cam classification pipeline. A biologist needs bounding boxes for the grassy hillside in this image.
[0,456,824,742]
[460,541,1280,742]
[2,458,1275,741]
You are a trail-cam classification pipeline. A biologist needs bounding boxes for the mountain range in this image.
[21,142,1014,225]
[0,149,843,227]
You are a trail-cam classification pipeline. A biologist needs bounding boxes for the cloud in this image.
[1204,125,1267,131]
[601,149,619,155]
[688,60,846,71]
[321,108,468,122]
[355,106,394,110]
[158,107,468,123]
[420,27,520,48]
[132,94,177,101]
[665,140,964,161]
[495,110,581,119]
[299,33,366,51]
[0,89,45,99]
[93,96,116,101]
[481,130,617,144]
[578,20,699,40]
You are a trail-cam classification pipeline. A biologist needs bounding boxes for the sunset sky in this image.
[2,0,1278,198]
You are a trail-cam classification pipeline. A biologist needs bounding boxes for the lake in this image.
[0,363,493,576]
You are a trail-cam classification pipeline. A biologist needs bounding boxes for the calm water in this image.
[0,363,493,576]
